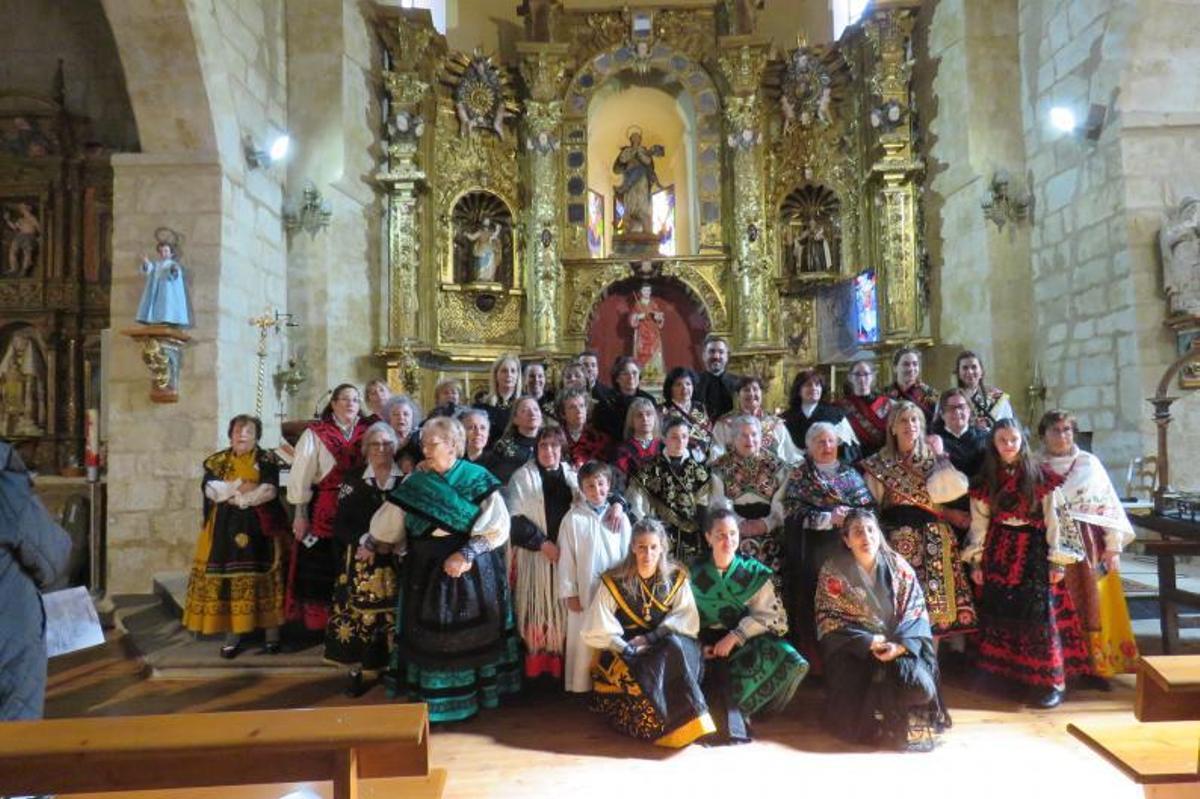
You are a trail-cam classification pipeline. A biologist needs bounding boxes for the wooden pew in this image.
[1137,655,1200,722]
[0,704,435,799]
[1066,721,1199,798]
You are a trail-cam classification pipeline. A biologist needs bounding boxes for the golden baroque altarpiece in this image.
[0,74,111,473]
[375,0,928,402]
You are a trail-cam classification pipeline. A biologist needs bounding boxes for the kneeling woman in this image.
[691,509,807,743]
[815,509,949,749]
[367,416,521,722]
[582,520,715,747]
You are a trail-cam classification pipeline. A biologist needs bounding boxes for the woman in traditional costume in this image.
[691,510,807,743]
[779,422,874,665]
[183,414,288,658]
[476,353,521,446]
[558,387,613,468]
[324,421,402,696]
[964,419,1089,708]
[613,397,661,490]
[710,376,802,465]
[859,401,977,639]
[367,416,520,722]
[816,509,950,749]
[427,378,467,421]
[953,350,1013,432]
[837,359,894,460]
[558,461,632,693]
[627,417,712,562]
[508,427,579,682]
[384,395,423,474]
[709,415,788,582]
[885,348,939,425]
[490,395,543,484]
[1038,410,1138,683]
[781,368,857,462]
[287,384,369,632]
[659,366,713,461]
[583,519,714,747]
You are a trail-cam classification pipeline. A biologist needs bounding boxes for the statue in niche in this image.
[3,202,40,277]
[629,283,666,379]
[1159,196,1200,317]
[795,218,832,273]
[781,183,841,279]
[517,0,562,42]
[136,228,193,328]
[464,217,502,283]
[452,191,513,286]
[613,127,664,236]
[0,330,45,437]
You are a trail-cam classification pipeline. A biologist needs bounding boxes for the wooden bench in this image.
[1137,656,1200,722]
[0,704,437,799]
[1066,721,1199,798]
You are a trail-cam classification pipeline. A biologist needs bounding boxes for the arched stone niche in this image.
[560,41,723,258]
[779,183,842,278]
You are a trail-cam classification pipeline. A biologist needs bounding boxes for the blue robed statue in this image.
[136,230,192,328]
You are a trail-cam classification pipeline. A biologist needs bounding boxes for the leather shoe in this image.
[219,643,241,660]
[264,641,281,655]
[1029,687,1064,709]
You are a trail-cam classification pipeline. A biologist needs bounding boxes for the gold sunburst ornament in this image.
[443,48,520,138]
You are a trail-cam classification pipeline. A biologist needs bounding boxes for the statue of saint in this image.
[1160,196,1200,317]
[137,234,193,327]
[797,218,832,273]
[464,218,502,283]
[0,332,44,436]
[613,128,664,235]
[3,202,40,277]
[629,284,666,378]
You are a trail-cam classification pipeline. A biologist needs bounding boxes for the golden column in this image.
[717,37,773,348]
[517,44,572,353]
[864,3,922,342]
[377,11,437,392]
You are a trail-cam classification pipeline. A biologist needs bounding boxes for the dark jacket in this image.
[0,442,72,720]
[696,370,741,420]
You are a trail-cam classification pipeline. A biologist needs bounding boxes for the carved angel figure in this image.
[1159,196,1200,317]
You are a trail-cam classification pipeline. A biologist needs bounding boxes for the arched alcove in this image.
[585,276,711,381]
[587,81,697,256]
[560,40,722,257]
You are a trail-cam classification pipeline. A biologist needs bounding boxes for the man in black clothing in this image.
[695,335,739,419]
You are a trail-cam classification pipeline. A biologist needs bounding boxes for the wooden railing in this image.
[0,704,441,799]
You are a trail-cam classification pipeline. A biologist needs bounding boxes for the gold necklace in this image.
[637,577,656,622]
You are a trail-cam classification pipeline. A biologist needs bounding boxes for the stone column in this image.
[517,44,572,353]
[717,37,773,348]
[864,4,922,342]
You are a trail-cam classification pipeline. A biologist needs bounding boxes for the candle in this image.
[85,409,99,482]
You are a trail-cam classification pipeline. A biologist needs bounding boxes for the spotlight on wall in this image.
[244,133,291,169]
[1082,103,1107,142]
[1049,106,1077,133]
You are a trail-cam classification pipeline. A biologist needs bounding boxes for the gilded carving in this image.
[438,289,524,346]
[654,9,715,65]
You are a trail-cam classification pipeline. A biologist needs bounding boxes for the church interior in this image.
[2,0,1200,796]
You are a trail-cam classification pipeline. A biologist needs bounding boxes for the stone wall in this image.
[920,0,1035,410]
[102,0,289,593]
[283,0,384,419]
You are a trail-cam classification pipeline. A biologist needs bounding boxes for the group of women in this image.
[180,343,1138,751]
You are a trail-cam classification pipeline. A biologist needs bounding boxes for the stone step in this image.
[115,582,339,678]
